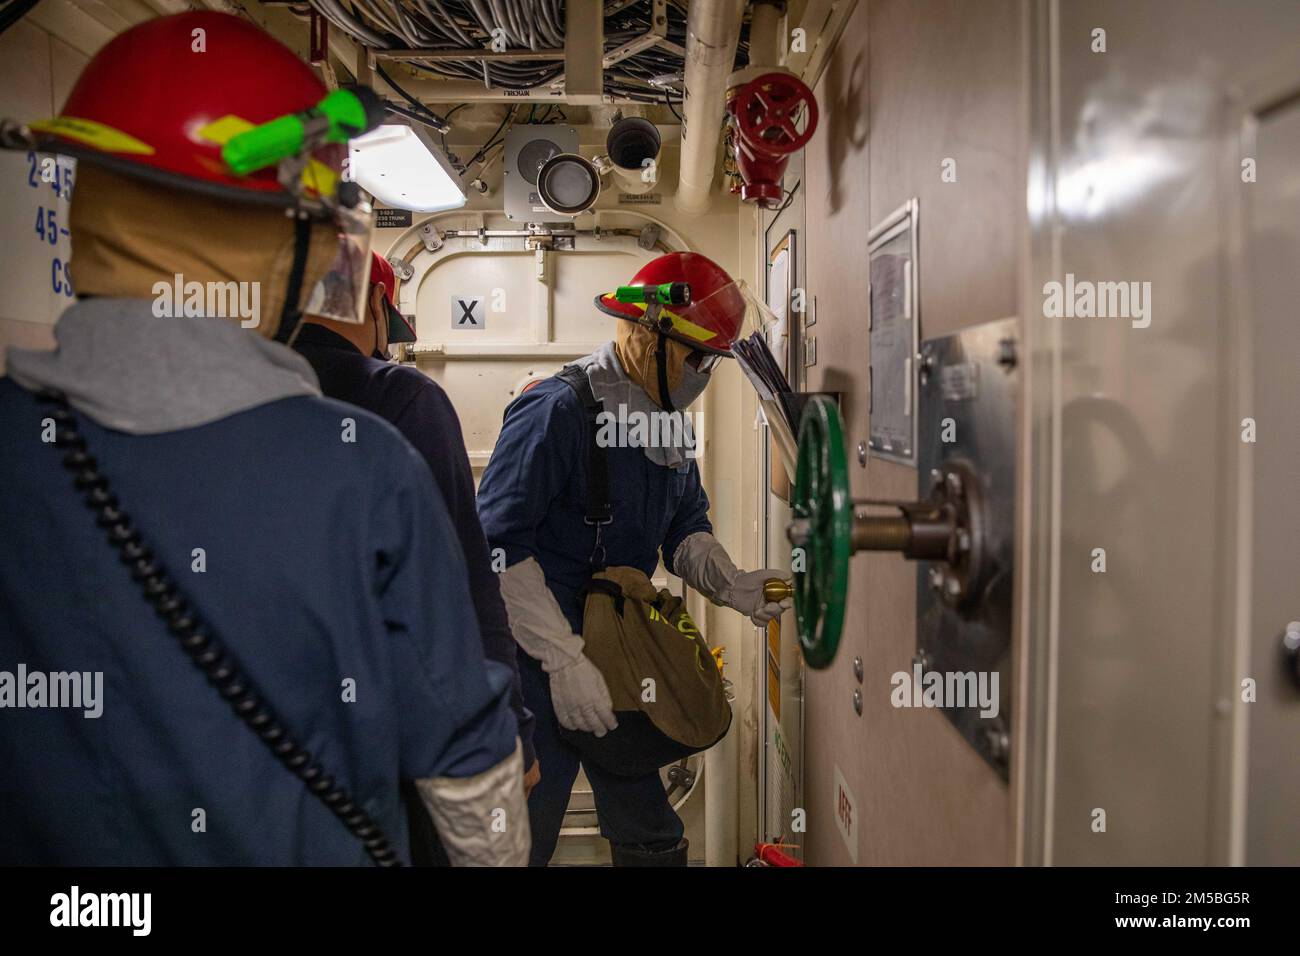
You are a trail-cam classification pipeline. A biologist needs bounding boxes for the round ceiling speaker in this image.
[536,153,601,216]
[517,138,563,185]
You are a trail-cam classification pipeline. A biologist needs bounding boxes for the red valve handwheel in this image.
[734,72,819,157]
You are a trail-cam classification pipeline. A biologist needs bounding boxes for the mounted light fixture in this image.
[347,122,465,213]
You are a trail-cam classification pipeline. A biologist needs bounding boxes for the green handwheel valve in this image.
[788,396,854,670]
[787,396,989,670]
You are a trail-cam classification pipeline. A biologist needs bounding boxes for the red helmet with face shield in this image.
[595,252,746,357]
[20,10,345,204]
[3,11,379,340]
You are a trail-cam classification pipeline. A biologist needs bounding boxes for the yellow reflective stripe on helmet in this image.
[625,301,717,343]
[665,310,717,342]
[298,158,339,197]
[196,114,253,147]
[197,114,338,197]
[29,116,154,155]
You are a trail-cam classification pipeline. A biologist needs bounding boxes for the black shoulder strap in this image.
[555,365,611,526]
[582,577,626,617]
[555,365,611,570]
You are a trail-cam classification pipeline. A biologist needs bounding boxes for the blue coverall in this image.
[477,375,712,864]
[294,323,535,771]
[0,378,517,865]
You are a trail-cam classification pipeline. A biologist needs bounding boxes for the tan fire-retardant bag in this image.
[560,565,732,777]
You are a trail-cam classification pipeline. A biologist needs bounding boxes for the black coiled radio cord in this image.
[39,390,402,867]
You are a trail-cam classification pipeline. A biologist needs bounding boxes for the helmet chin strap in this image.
[274,215,312,344]
[655,332,676,413]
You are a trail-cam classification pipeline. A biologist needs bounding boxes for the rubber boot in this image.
[609,839,689,867]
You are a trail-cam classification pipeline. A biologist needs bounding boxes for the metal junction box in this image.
[503,125,579,223]
[913,317,1018,778]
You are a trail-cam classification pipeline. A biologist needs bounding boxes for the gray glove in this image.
[547,654,618,736]
[726,568,791,626]
[498,558,618,737]
[672,531,792,626]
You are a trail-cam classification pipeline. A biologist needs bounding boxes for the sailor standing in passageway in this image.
[478,252,790,866]
[0,11,526,866]
[294,252,540,862]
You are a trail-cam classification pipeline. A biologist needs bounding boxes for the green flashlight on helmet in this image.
[220,85,385,178]
[613,282,692,307]
[220,85,387,329]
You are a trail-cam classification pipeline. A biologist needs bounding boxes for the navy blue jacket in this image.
[0,378,517,865]
[294,324,534,769]
[477,376,713,634]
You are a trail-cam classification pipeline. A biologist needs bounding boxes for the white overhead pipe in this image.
[674,0,745,216]
[729,1,788,91]
[748,0,782,69]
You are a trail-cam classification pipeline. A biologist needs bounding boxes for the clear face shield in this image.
[300,201,375,324]
[692,351,725,373]
[681,277,768,367]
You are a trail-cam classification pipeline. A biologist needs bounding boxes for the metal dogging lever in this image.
[763,579,794,603]
[786,396,989,669]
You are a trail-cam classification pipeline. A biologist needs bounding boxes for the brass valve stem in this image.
[850,506,956,562]
[849,512,913,552]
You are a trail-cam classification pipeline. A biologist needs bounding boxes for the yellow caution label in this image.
[767,617,781,721]
[29,116,154,155]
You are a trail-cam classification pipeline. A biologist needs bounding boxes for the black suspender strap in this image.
[555,365,611,571]
[275,215,313,345]
[654,332,676,413]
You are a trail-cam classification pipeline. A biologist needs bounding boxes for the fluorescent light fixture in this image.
[348,123,466,213]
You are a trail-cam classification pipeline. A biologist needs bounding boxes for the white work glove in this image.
[546,654,618,736]
[671,531,792,627]
[416,739,530,866]
[498,558,618,737]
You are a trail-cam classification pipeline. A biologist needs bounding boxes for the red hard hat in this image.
[370,252,397,300]
[595,252,746,356]
[24,12,343,203]
[370,252,416,343]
